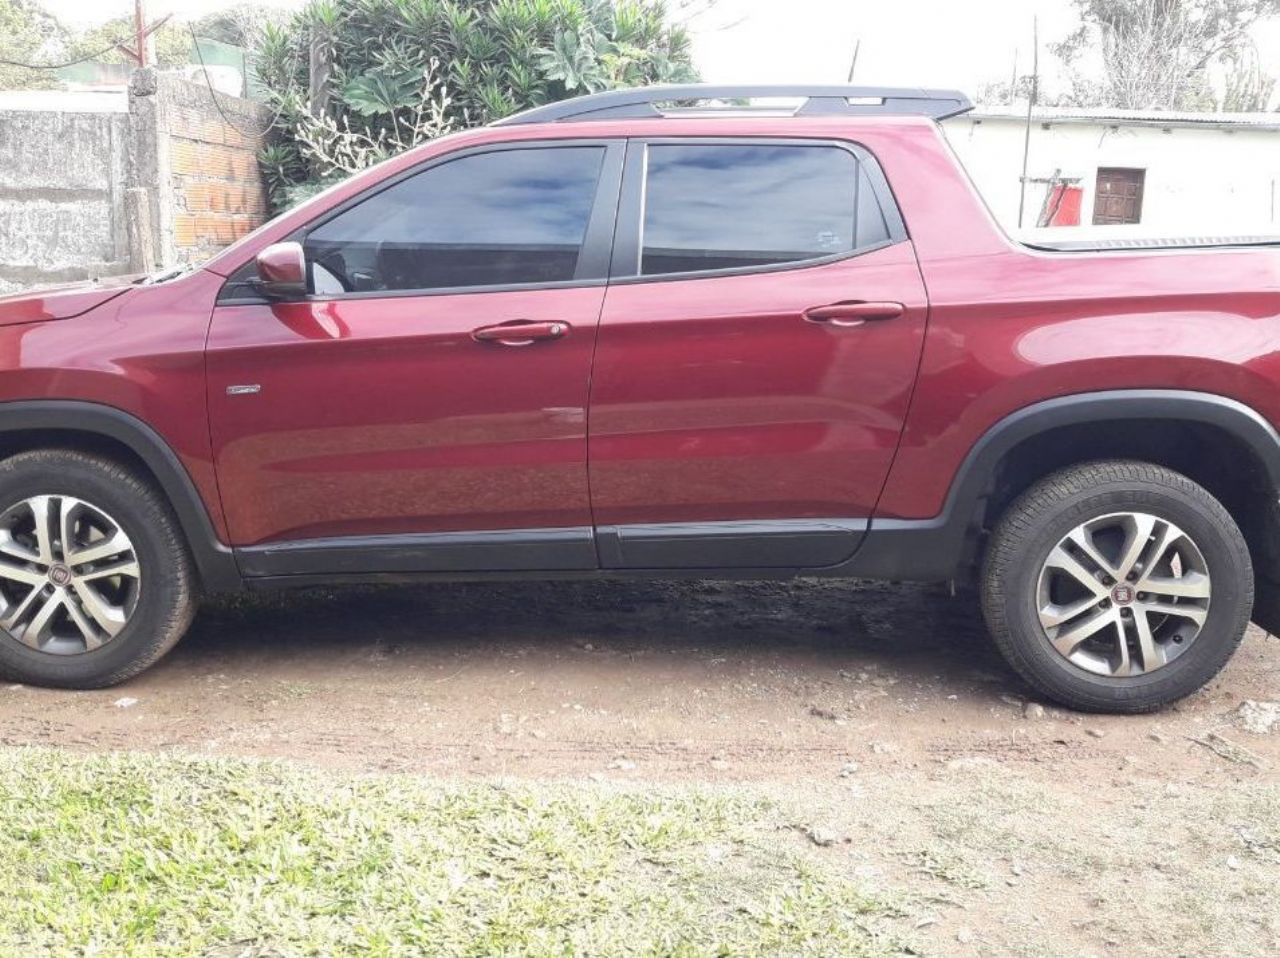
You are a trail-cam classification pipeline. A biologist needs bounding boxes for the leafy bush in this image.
[256,0,697,210]
[0,0,70,90]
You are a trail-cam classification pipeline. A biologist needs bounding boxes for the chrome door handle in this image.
[804,301,905,327]
[472,320,571,346]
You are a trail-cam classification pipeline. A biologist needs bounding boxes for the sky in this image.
[37,0,1280,101]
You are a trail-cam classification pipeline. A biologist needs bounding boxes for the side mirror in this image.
[253,242,307,300]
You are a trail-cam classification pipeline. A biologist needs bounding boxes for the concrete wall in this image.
[0,102,132,292]
[0,70,270,293]
[942,111,1280,242]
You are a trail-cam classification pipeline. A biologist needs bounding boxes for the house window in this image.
[1093,168,1146,225]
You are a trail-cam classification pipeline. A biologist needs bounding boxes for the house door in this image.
[1093,168,1146,225]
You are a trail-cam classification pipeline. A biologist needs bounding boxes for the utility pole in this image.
[135,0,147,68]
[1016,17,1039,230]
[116,0,171,69]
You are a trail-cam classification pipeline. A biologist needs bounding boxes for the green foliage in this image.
[0,0,68,90]
[342,65,423,114]
[71,15,193,69]
[258,142,308,203]
[256,0,698,210]
[192,3,288,48]
[537,27,607,91]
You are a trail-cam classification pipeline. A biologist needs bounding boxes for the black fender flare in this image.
[0,400,242,591]
[846,389,1280,581]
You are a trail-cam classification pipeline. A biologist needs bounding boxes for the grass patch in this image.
[903,846,988,890]
[0,748,898,957]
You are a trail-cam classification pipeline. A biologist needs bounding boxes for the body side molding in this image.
[597,518,868,569]
[0,400,242,591]
[237,526,598,577]
[239,520,870,580]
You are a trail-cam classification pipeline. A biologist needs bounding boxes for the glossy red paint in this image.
[254,241,306,289]
[0,269,229,539]
[587,241,928,525]
[0,277,137,325]
[205,288,602,544]
[0,113,1275,557]
[859,121,1280,519]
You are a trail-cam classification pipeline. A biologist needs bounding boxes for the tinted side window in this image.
[640,144,892,276]
[305,147,605,293]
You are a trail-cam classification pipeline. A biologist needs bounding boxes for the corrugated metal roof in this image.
[959,104,1280,131]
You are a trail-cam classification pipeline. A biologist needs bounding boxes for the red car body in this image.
[2,108,1279,610]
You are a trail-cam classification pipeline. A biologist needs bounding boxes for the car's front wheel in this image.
[981,460,1253,713]
[0,449,196,688]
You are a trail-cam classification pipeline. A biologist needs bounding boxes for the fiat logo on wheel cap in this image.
[1111,583,1135,605]
[48,564,71,586]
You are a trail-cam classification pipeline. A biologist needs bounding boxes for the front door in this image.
[207,141,623,576]
[587,139,929,569]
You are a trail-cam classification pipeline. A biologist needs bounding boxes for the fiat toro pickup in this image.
[0,84,1278,712]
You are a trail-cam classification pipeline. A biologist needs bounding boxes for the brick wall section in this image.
[0,73,271,290]
[129,69,272,268]
[165,99,269,261]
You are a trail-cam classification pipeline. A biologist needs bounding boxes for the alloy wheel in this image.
[0,495,140,654]
[1036,511,1211,677]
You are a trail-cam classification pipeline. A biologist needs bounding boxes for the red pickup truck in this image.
[0,84,1277,712]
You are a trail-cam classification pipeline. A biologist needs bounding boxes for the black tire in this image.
[0,449,197,688]
[981,460,1253,713]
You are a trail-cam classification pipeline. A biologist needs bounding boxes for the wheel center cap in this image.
[48,564,71,586]
[1111,583,1136,605]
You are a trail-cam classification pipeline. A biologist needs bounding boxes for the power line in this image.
[0,37,134,72]
[5,20,288,142]
[4,3,168,72]
[187,22,281,138]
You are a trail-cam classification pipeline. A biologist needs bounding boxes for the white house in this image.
[941,105,1280,243]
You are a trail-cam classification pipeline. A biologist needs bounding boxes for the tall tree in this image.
[1219,44,1277,109]
[71,15,193,69]
[1053,0,1280,109]
[193,3,289,51]
[0,0,66,91]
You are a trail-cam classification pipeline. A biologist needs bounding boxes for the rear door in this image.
[587,138,929,569]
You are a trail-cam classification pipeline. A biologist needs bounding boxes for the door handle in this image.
[804,301,905,327]
[472,320,570,346]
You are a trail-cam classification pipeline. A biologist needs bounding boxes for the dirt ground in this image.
[3,578,1279,956]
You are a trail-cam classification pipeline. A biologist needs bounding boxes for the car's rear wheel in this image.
[981,460,1253,712]
[0,449,196,688]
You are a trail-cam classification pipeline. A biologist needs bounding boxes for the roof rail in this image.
[493,84,974,126]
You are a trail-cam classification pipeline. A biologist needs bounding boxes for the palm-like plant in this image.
[256,0,697,210]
